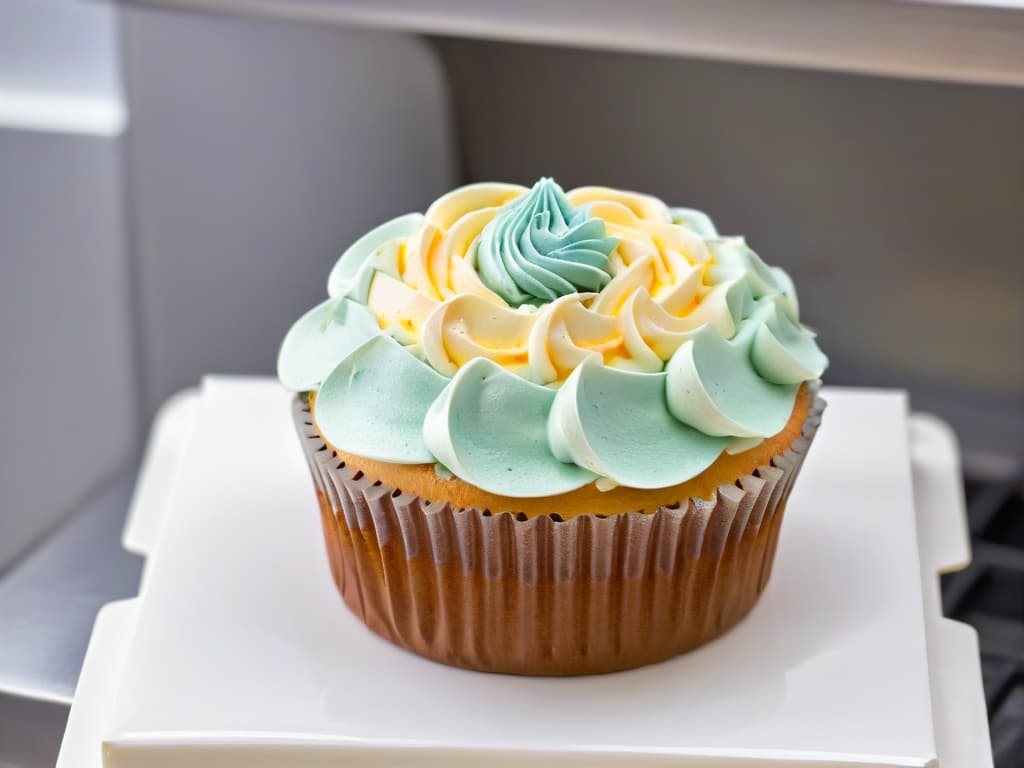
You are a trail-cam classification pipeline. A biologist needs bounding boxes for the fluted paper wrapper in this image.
[294,393,824,676]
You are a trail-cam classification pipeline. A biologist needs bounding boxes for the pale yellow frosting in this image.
[364,183,729,385]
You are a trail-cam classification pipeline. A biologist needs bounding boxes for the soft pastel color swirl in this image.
[278,179,827,497]
[475,177,618,306]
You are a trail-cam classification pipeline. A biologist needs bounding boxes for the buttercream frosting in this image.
[475,177,618,305]
[279,178,827,497]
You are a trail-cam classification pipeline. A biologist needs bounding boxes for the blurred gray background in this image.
[2,0,1022,578]
[1,2,1022,765]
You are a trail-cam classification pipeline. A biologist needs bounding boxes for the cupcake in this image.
[279,178,827,675]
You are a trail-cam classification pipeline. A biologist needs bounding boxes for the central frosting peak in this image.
[475,177,618,306]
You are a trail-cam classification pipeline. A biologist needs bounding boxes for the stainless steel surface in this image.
[0,0,136,574]
[0,470,142,767]
[116,0,1024,88]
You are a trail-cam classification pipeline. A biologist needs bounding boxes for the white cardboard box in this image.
[58,378,992,767]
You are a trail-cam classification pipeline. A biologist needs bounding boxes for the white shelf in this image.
[120,0,1024,87]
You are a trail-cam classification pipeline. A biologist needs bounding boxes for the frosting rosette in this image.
[279,178,827,497]
[475,177,618,305]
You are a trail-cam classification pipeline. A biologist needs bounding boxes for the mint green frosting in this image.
[279,182,828,498]
[423,358,597,496]
[548,358,727,489]
[706,237,780,299]
[276,298,379,392]
[475,178,618,306]
[769,265,800,319]
[669,207,718,238]
[751,301,828,385]
[665,324,799,438]
[314,335,447,463]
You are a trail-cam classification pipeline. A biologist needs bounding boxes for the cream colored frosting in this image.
[360,182,752,385]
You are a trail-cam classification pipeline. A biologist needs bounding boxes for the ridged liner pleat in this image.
[295,391,825,676]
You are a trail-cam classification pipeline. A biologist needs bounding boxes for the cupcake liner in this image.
[293,391,825,675]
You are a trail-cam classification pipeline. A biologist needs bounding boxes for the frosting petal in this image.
[277,298,380,392]
[567,186,671,222]
[620,288,697,366]
[548,358,727,488]
[423,182,525,230]
[582,198,710,284]
[667,277,752,340]
[400,223,444,300]
[476,178,618,306]
[751,301,829,384]
[652,261,703,315]
[527,294,609,383]
[705,238,780,298]
[328,213,424,299]
[421,294,535,378]
[316,335,448,463]
[770,265,800,320]
[365,272,439,346]
[669,206,718,237]
[590,253,656,315]
[423,358,597,496]
[665,325,798,438]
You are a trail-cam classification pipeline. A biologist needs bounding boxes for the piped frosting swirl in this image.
[475,177,618,305]
[279,178,827,497]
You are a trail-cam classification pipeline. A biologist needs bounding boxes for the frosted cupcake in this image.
[279,179,827,675]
